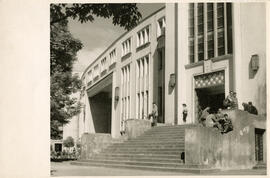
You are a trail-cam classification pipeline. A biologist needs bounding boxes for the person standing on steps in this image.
[182,103,188,123]
[151,102,158,127]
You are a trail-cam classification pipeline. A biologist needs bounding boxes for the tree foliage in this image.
[63,136,75,148]
[50,18,83,139]
[50,3,142,139]
[50,4,142,31]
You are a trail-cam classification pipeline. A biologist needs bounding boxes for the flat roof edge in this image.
[81,5,166,79]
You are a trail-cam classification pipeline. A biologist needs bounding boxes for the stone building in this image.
[69,3,266,171]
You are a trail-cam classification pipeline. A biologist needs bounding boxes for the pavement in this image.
[51,161,266,176]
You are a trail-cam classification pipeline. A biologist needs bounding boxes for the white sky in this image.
[69,3,165,73]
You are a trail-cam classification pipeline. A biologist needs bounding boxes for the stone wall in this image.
[125,119,151,139]
[185,109,266,169]
[80,133,124,159]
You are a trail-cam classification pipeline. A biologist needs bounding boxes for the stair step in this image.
[108,144,184,149]
[100,150,183,155]
[113,141,184,145]
[91,156,183,163]
[131,137,185,142]
[78,159,185,167]
[71,161,219,174]
[127,139,184,143]
[144,130,185,134]
[137,134,185,138]
[104,147,184,152]
[93,153,183,159]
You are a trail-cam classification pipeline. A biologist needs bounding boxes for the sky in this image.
[69,3,165,73]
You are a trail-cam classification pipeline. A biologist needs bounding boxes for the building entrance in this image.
[194,70,225,121]
[195,85,225,114]
[87,76,112,134]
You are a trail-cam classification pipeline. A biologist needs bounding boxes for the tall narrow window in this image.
[122,38,131,56]
[217,3,225,56]
[188,4,195,63]
[188,3,232,63]
[120,64,131,126]
[227,3,233,54]
[157,17,166,37]
[137,26,150,48]
[207,3,214,59]
[197,3,204,61]
[109,49,116,64]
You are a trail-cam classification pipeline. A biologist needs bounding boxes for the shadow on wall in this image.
[168,81,175,95]
[248,60,258,79]
[89,92,112,133]
[255,83,266,115]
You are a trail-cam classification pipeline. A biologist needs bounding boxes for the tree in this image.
[63,136,75,148]
[50,4,142,139]
[50,4,142,31]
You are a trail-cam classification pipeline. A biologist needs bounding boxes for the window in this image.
[188,3,232,63]
[197,3,204,61]
[122,38,131,56]
[157,17,166,37]
[188,4,195,63]
[120,64,131,129]
[217,3,225,56]
[93,65,99,78]
[82,76,86,86]
[136,54,150,119]
[109,49,116,65]
[87,70,92,82]
[207,3,214,59]
[100,57,107,72]
[137,26,150,47]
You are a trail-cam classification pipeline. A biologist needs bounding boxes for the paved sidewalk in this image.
[51,161,266,176]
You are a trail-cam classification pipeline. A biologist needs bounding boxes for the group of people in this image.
[223,91,258,115]
[198,108,233,134]
[148,90,258,129]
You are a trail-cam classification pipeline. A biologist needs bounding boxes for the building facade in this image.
[75,3,266,140]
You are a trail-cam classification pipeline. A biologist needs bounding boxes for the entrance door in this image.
[195,84,225,124]
[255,128,265,162]
[194,70,225,120]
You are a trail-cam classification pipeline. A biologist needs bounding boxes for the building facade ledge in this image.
[109,62,116,70]
[184,54,233,70]
[136,42,150,52]
[100,69,107,77]
[121,52,132,62]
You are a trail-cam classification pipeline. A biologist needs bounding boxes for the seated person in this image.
[242,102,258,115]
[248,102,258,115]
[223,91,234,109]
[242,102,250,112]
[199,107,210,126]
[224,91,238,109]
[213,109,224,130]
[221,114,233,134]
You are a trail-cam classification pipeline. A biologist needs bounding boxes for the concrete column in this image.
[111,72,120,138]
[232,3,242,107]
[177,3,189,124]
[165,3,176,124]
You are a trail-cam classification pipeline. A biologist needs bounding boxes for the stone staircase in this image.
[72,125,217,173]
